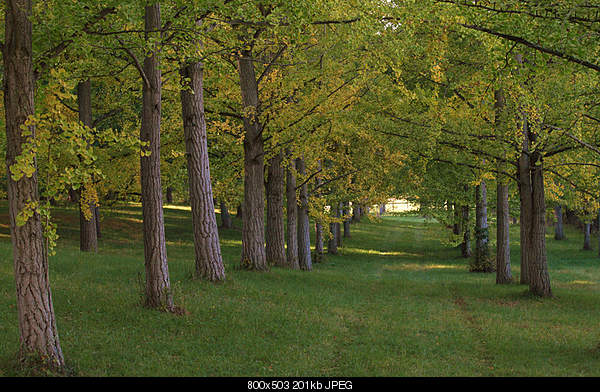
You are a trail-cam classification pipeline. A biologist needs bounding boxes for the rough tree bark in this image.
[3,0,65,368]
[315,220,324,262]
[296,157,312,271]
[494,86,511,285]
[180,55,225,282]
[76,79,98,253]
[313,162,324,263]
[461,203,472,258]
[514,53,552,296]
[266,152,286,266]
[528,160,552,297]
[140,4,174,310]
[518,121,533,286]
[496,180,512,283]
[472,182,493,272]
[238,49,267,271]
[516,100,552,296]
[286,154,300,269]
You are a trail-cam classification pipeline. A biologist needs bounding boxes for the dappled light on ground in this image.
[567,280,597,286]
[163,204,193,212]
[382,263,463,272]
[220,239,243,247]
[342,247,422,258]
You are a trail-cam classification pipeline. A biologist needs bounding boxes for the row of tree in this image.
[3,0,600,372]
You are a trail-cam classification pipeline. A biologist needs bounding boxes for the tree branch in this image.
[459,23,600,73]
[115,37,150,89]
[257,44,288,86]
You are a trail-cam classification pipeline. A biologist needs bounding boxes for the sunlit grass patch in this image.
[163,204,192,212]
[220,239,243,246]
[342,247,421,258]
[382,263,463,272]
[567,280,596,286]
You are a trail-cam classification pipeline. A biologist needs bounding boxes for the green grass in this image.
[1,201,600,376]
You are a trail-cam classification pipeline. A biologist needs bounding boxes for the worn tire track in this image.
[451,286,496,376]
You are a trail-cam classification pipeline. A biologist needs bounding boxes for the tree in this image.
[180,39,225,281]
[238,45,268,271]
[471,181,493,272]
[138,3,174,310]
[3,0,65,369]
[495,88,512,284]
[286,153,300,269]
[296,156,312,271]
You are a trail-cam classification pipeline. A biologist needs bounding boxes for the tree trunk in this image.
[518,125,532,286]
[554,205,565,240]
[494,87,511,282]
[76,79,98,253]
[94,205,102,239]
[286,155,300,269]
[496,182,512,283]
[180,57,225,282]
[328,220,338,255]
[220,201,233,229]
[315,220,324,262]
[140,4,173,310]
[528,160,552,296]
[516,93,551,296]
[266,152,286,267]
[598,210,600,257]
[583,223,592,250]
[236,204,243,219]
[328,203,338,255]
[68,188,79,203]
[296,157,312,271]
[514,54,551,295]
[313,161,324,263]
[453,202,461,235]
[335,202,342,247]
[461,203,472,258]
[352,202,361,223]
[238,49,267,271]
[3,0,65,368]
[165,186,173,204]
[343,201,351,238]
[472,181,493,272]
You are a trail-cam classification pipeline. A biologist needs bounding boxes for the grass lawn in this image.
[1,201,599,376]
